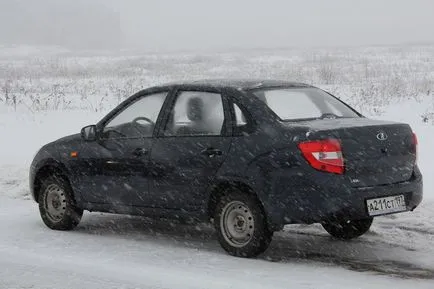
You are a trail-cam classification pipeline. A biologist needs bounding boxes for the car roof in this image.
[156,79,313,91]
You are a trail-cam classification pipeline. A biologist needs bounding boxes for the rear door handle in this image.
[132,147,149,157]
[201,148,223,157]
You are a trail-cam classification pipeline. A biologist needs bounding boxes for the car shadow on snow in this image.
[75,213,434,280]
[266,229,434,280]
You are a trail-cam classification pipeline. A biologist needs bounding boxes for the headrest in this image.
[187,97,204,121]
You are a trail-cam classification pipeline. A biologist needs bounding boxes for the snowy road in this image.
[0,197,433,289]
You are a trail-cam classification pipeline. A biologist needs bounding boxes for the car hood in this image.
[54,133,82,145]
[32,133,81,162]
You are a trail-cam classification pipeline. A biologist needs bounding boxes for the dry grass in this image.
[0,45,433,119]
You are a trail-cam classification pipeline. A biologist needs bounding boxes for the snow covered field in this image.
[0,45,433,288]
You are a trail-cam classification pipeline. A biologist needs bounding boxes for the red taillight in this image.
[412,132,418,164]
[298,139,344,174]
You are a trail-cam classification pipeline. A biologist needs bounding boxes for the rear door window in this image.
[163,91,225,136]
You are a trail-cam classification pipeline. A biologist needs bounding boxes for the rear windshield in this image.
[252,88,360,121]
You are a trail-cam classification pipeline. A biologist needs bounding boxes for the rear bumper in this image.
[265,166,423,228]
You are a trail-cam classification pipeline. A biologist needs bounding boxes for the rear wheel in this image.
[322,218,373,240]
[214,190,273,257]
[38,175,83,230]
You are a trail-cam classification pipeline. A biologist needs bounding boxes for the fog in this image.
[0,0,433,51]
[0,0,121,50]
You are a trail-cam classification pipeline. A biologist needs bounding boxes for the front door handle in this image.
[132,147,149,157]
[201,148,223,157]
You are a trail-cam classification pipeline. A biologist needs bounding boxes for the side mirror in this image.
[81,125,97,141]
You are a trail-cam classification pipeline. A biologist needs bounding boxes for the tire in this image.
[38,175,83,230]
[214,190,273,257]
[322,218,373,240]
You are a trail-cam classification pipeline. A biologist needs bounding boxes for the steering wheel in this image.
[104,129,126,138]
[319,113,339,119]
[132,117,155,127]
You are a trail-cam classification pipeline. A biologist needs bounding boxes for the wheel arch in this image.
[32,161,72,203]
[207,179,266,221]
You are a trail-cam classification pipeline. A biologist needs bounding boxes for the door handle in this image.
[201,148,223,157]
[132,147,149,157]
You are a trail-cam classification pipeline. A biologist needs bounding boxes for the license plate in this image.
[366,195,406,216]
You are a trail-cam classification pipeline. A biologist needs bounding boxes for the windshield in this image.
[253,88,360,121]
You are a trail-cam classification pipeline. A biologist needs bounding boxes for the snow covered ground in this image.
[0,45,433,288]
[0,197,433,289]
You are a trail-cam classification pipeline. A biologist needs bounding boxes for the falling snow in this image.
[0,45,433,288]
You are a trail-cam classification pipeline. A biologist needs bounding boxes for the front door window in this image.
[103,92,168,139]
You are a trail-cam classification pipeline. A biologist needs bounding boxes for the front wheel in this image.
[214,190,273,257]
[322,218,373,240]
[38,175,83,230]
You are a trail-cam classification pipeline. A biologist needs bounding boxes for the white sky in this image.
[1,0,433,51]
[111,0,434,51]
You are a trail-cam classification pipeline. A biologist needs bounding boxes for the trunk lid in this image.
[290,118,416,187]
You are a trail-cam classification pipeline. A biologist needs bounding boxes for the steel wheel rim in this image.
[220,201,254,247]
[44,184,67,223]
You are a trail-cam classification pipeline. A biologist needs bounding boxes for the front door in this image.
[76,91,168,207]
[150,90,232,210]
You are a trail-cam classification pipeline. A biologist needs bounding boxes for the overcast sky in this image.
[111,0,434,51]
[1,0,434,51]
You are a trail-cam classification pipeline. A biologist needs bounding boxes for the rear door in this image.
[149,88,232,210]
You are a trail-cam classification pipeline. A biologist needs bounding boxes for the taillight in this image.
[298,139,344,174]
[412,132,418,164]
